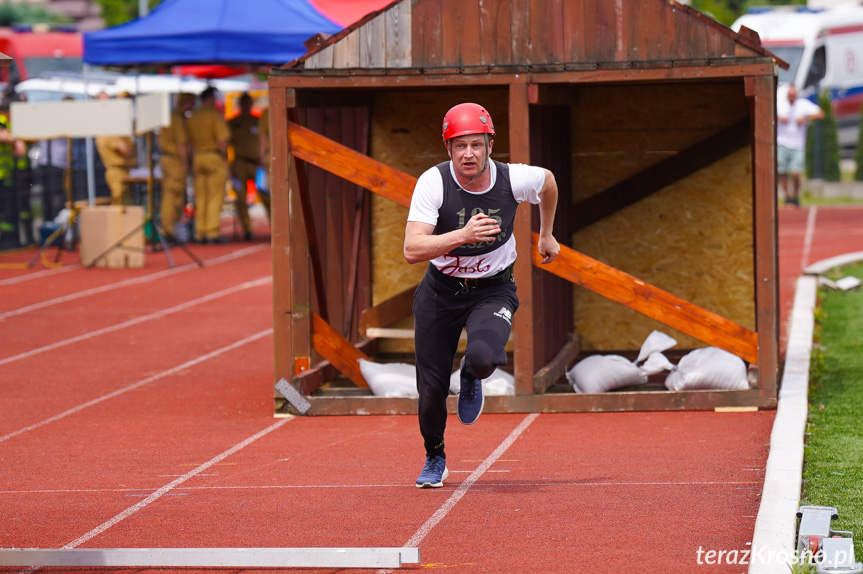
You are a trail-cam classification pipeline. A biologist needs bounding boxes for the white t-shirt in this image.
[777,96,822,150]
[407,161,546,278]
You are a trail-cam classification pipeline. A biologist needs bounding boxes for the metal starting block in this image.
[275,378,311,414]
[797,505,863,574]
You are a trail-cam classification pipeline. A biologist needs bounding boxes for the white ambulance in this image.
[733,4,863,150]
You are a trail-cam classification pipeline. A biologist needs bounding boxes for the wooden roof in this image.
[276,0,780,73]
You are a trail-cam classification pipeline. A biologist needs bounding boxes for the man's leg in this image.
[456,284,519,425]
[789,173,801,206]
[413,275,466,459]
[192,156,207,241]
[462,285,519,379]
[231,160,255,237]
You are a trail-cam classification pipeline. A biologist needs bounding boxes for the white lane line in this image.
[0,480,761,495]
[0,276,271,367]
[0,244,266,320]
[0,264,80,287]
[60,417,293,551]
[800,205,818,270]
[374,413,538,574]
[0,329,272,444]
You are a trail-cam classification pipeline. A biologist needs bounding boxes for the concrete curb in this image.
[749,275,817,574]
[804,251,863,275]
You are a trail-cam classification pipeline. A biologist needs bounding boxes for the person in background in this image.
[187,87,230,243]
[95,92,136,205]
[159,92,195,238]
[228,92,259,241]
[777,85,824,207]
[256,106,271,221]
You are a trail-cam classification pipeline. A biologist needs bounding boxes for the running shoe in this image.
[416,454,449,488]
[457,358,484,425]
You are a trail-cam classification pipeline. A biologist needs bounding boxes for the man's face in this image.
[788,86,797,103]
[447,134,493,179]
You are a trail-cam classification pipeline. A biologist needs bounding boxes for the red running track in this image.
[0,206,861,573]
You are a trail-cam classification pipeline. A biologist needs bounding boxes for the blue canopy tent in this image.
[83,0,342,66]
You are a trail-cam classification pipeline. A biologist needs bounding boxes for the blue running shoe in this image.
[416,455,449,488]
[457,358,484,425]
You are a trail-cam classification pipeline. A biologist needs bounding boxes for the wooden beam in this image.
[312,313,370,388]
[287,121,415,208]
[294,339,377,395]
[297,388,776,416]
[570,119,750,230]
[750,74,779,398]
[286,110,329,323]
[358,284,418,337]
[532,234,759,364]
[268,60,776,89]
[533,337,581,394]
[510,81,536,396]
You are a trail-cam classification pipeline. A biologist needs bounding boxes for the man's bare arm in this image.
[404,214,500,264]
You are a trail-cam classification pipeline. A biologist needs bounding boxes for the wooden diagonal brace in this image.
[287,121,415,208]
[532,233,758,364]
[312,313,370,388]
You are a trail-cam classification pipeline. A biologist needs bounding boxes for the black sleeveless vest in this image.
[433,160,518,257]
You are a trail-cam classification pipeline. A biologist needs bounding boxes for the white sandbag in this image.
[640,351,676,376]
[449,367,515,396]
[664,347,749,391]
[566,354,646,393]
[357,359,418,398]
[636,330,678,364]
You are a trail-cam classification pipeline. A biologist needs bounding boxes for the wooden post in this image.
[509,81,536,396]
[749,74,779,398]
[271,86,311,387]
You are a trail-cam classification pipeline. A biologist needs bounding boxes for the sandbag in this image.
[357,359,418,398]
[449,367,515,396]
[664,347,749,391]
[566,330,678,393]
[566,354,646,393]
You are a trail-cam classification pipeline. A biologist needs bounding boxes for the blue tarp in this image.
[83,0,342,66]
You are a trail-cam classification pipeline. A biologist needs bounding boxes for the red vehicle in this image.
[0,26,83,85]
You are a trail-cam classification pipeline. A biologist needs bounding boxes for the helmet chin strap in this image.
[448,136,490,193]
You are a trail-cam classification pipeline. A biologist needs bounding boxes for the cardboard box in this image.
[79,206,145,268]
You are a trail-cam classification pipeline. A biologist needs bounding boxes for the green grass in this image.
[801,263,863,559]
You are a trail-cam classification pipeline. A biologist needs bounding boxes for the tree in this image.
[692,0,807,26]
[93,0,164,27]
[0,1,72,26]
[806,92,841,182]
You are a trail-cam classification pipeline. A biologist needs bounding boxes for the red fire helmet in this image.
[442,103,495,141]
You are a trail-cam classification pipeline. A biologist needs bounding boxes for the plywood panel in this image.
[411,0,441,67]
[585,0,616,62]
[333,30,360,68]
[360,12,386,68]
[440,0,480,66]
[570,81,750,200]
[529,0,563,64]
[479,0,512,65]
[572,147,755,352]
[510,0,531,64]
[385,0,412,68]
[562,0,585,63]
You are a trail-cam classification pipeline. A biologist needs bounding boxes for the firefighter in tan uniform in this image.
[187,87,230,243]
[159,93,195,236]
[228,93,258,240]
[95,93,137,205]
[257,106,271,220]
